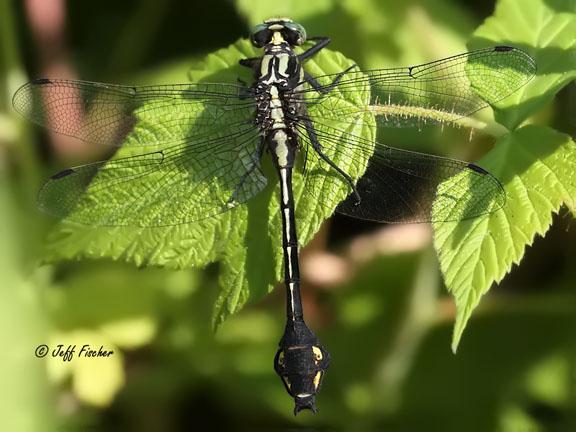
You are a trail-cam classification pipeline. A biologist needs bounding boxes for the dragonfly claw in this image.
[294,394,317,415]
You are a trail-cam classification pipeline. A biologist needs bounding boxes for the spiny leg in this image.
[304,64,356,94]
[236,78,253,99]
[298,36,357,94]
[301,116,361,204]
[297,36,331,61]
[239,57,260,68]
[237,57,260,99]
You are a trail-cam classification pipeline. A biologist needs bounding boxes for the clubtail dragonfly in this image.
[13,18,535,414]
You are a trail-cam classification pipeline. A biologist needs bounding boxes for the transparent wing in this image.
[296,122,505,223]
[12,78,255,147]
[296,46,535,128]
[38,124,267,226]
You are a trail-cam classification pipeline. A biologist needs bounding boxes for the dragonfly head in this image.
[250,18,307,48]
[274,321,330,415]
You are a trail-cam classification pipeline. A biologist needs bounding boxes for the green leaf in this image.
[44,39,373,329]
[434,0,576,351]
[433,125,576,351]
[469,0,576,129]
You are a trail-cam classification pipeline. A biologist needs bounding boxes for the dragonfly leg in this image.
[302,116,361,203]
[239,57,260,68]
[298,36,331,61]
[226,137,265,207]
[236,78,253,100]
[304,64,356,94]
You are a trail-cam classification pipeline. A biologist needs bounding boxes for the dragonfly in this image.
[13,18,535,414]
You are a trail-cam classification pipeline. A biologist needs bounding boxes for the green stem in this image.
[374,248,439,412]
[369,104,509,137]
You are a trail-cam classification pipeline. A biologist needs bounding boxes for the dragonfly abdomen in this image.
[249,21,330,414]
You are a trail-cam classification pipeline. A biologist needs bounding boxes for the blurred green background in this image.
[1,0,575,431]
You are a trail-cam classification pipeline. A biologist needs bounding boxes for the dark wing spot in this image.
[31,78,52,84]
[51,168,75,179]
[494,46,514,52]
[467,163,489,175]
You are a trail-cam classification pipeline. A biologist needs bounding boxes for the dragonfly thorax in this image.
[258,44,303,88]
[252,23,306,169]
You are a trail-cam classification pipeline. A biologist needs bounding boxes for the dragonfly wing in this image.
[297,46,535,128]
[13,79,255,146]
[39,124,266,226]
[297,122,505,223]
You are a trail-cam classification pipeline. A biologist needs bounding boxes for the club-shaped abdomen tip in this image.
[293,394,317,415]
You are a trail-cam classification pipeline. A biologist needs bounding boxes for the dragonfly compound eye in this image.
[283,21,307,45]
[250,23,272,47]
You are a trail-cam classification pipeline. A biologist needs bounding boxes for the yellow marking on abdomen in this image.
[313,371,323,389]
